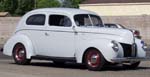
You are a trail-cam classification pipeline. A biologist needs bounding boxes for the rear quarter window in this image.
[26,14,46,26]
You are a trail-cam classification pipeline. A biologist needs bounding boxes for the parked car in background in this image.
[2,8,148,71]
[104,23,141,39]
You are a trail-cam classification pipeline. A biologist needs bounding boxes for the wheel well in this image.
[82,47,100,64]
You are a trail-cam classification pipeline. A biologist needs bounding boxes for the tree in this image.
[0,0,34,15]
[0,0,84,16]
[37,0,60,8]
[0,0,4,11]
[15,0,34,15]
[0,0,18,14]
[62,0,82,8]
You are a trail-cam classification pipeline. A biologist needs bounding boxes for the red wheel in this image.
[13,43,31,65]
[84,48,105,71]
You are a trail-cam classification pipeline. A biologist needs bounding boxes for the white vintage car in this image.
[3,8,148,71]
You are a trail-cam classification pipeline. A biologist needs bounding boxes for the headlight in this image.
[141,41,148,51]
[111,40,119,52]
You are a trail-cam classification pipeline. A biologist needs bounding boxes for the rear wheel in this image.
[13,43,31,65]
[123,61,140,69]
[84,48,105,71]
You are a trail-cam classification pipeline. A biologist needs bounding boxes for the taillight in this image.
[133,30,141,39]
[134,31,140,36]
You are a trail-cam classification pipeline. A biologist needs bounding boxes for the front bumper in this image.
[111,57,150,62]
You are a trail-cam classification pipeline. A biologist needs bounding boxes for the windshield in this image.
[74,14,104,27]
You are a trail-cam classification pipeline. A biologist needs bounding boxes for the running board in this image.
[31,55,76,62]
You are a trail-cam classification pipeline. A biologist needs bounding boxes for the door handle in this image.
[45,32,49,36]
[72,26,78,35]
[74,31,78,35]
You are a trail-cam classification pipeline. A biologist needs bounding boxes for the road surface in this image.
[0,52,150,77]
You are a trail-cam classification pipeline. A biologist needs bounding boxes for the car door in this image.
[24,13,48,55]
[43,13,75,57]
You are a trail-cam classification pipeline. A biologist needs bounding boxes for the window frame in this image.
[26,14,46,26]
[74,14,103,27]
[49,14,72,27]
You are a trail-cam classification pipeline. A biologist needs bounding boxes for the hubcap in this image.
[87,51,100,67]
[15,47,25,61]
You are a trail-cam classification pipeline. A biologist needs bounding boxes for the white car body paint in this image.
[3,8,146,63]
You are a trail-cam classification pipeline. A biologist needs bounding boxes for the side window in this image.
[74,14,91,26]
[26,14,45,25]
[90,15,103,27]
[49,15,72,27]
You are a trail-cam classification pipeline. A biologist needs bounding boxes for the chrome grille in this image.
[131,43,137,57]
[120,43,137,57]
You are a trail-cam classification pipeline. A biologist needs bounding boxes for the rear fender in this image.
[3,34,35,59]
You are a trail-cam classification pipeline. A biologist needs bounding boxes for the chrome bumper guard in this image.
[111,57,150,62]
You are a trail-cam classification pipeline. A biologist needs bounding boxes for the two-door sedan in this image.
[3,8,148,71]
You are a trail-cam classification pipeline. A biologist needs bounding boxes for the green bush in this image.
[0,0,84,16]
[0,0,18,14]
[37,0,60,8]
[62,0,82,8]
[15,0,34,15]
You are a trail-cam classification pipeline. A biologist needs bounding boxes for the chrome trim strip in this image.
[16,29,121,36]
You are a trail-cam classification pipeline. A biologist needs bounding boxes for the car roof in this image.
[28,8,97,15]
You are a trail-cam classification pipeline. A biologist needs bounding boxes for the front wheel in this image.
[13,43,31,65]
[123,61,140,69]
[84,49,105,71]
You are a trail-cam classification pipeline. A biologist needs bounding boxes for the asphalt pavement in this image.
[0,45,150,77]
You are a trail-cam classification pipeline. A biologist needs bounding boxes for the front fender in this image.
[75,39,121,63]
[135,38,146,57]
[3,34,35,59]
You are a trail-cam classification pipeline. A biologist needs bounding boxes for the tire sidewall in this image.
[85,49,105,71]
[13,43,29,65]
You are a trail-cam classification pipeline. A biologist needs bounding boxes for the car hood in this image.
[76,27,134,44]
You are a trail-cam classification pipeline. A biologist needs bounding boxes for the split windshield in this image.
[74,14,104,27]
